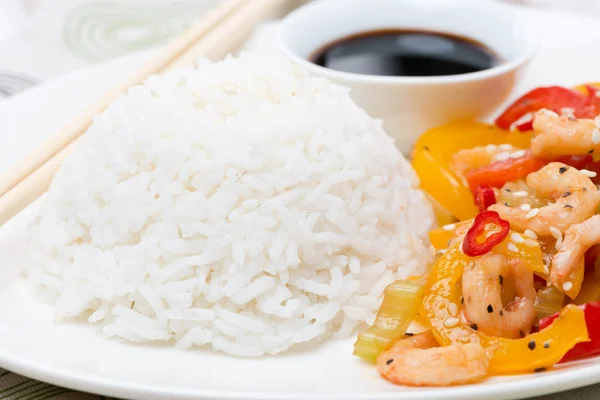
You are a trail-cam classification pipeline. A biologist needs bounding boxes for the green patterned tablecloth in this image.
[0,369,107,399]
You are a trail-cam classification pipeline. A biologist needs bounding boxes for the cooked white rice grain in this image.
[28,54,435,356]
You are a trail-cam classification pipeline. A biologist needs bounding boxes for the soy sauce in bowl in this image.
[310,29,500,77]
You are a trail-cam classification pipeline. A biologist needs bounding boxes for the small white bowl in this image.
[278,0,538,154]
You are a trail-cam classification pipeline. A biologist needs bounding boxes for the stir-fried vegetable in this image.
[353,278,427,362]
[575,273,600,305]
[370,82,600,388]
[422,245,589,374]
[495,86,598,131]
[465,150,548,193]
[540,301,600,363]
[411,120,531,221]
[462,211,510,257]
[423,192,457,227]
[474,185,496,212]
[534,286,565,322]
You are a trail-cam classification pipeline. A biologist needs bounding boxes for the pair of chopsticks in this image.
[0,0,293,225]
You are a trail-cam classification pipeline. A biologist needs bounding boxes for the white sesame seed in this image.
[562,281,573,292]
[499,144,513,150]
[448,303,458,317]
[507,242,519,253]
[444,317,460,328]
[512,191,529,197]
[560,107,575,116]
[555,236,563,250]
[543,266,550,275]
[580,169,598,178]
[592,128,600,145]
[595,117,600,129]
[526,208,540,219]
[596,91,600,98]
[510,150,526,159]
[525,239,539,247]
[541,108,559,117]
[495,152,511,162]
[520,204,532,212]
[550,226,562,240]
[524,229,537,239]
[510,233,525,244]
[443,224,456,231]
[486,144,498,152]
[437,249,447,255]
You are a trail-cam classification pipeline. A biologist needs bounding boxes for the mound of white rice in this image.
[28,54,435,356]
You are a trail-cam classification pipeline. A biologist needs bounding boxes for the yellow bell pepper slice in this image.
[574,272,600,305]
[429,224,545,275]
[423,245,589,374]
[412,120,532,221]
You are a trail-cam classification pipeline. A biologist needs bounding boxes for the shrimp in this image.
[531,109,600,158]
[462,253,536,339]
[551,215,600,289]
[450,144,518,185]
[377,331,492,387]
[489,162,600,236]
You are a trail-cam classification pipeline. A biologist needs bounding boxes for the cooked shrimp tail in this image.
[377,331,492,387]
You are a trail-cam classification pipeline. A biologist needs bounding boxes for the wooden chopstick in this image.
[168,0,291,69]
[0,0,245,200]
[0,0,293,226]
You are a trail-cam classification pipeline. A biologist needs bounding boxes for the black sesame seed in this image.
[470,323,478,331]
[404,332,414,337]
[528,340,536,350]
[590,149,595,154]
[544,342,550,349]
[461,297,464,305]
[563,191,572,197]
[386,359,394,365]
[499,275,504,285]
[519,330,525,338]
[534,367,546,373]
[564,204,573,209]
[505,188,512,192]
[584,187,589,192]
[424,146,430,151]
[504,202,510,207]
[499,310,504,317]
[487,304,494,313]
[559,166,568,174]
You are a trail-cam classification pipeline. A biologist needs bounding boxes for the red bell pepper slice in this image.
[466,152,600,194]
[466,150,549,192]
[462,211,510,257]
[495,86,597,131]
[474,185,496,212]
[540,302,600,363]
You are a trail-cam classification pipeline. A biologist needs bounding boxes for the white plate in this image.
[2,8,600,400]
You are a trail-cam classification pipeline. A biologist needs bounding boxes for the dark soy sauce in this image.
[311,29,500,77]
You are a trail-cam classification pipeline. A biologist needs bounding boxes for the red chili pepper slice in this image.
[540,301,600,362]
[462,211,510,257]
[474,185,496,212]
[495,86,597,131]
[466,150,549,193]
